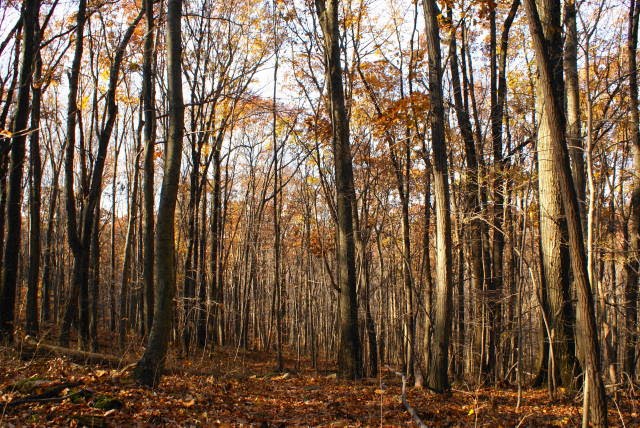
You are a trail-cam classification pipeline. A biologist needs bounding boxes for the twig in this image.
[387,366,428,428]
[612,396,627,428]
[515,413,533,428]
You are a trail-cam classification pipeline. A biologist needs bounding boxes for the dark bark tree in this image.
[134,0,185,387]
[486,0,519,381]
[449,23,486,382]
[60,6,142,349]
[26,18,44,337]
[60,0,87,347]
[142,0,156,336]
[315,0,362,380]
[0,0,40,342]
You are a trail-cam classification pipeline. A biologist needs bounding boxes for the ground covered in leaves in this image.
[0,343,638,427]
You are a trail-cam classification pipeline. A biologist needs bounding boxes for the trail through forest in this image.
[0,342,638,427]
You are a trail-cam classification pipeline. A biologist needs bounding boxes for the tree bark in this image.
[524,0,608,423]
[142,0,156,336]
[135,0,185,387]
[26,30,44,337]
[422,0,454,393]
[315,0,362,380]
[624,0,640,382]
[533,0,578,389]
[0,0,40,342]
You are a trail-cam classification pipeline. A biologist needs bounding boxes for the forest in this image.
[0,0,639,425]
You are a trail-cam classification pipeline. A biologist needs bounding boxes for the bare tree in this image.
[135,0,185,387]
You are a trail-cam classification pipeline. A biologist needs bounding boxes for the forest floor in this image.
[0,340,638,427]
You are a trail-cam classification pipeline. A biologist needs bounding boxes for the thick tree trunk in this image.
[533,0,578,390]
[449,27,484,382]
[422,0,454,393]
[524,0,608,424]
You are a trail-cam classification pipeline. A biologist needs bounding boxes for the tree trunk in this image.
[533,0,578,390]
[134,0,184,387]
[564,0,586,231]
[422,0,454,393]
[26,37,44,338]
[315,0,362,380]
[625,0,640,382]
[0,0,40,342]
[524,0,608,423]
[142,0,156,336]
[60,0,87,348]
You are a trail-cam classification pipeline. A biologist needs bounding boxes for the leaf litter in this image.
[0,345,637,427]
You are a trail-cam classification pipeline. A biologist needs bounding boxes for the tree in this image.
[315,0,362,380]
[531,0,578,389]
[142,0,156,336]
[0,0,40,342]
[135,0,185,387]
[60,4,142,349]
[422,0,454,393]
[524,0,608,423]
[624,0,640,382]
[25,7,44,337]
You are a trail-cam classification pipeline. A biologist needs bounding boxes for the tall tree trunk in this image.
[42,157,62,324]
[89,203,100,350]
[0,0,40,342]
[486,0,519,381]
[449,25,484,382]
[422,0,454,393]
[532,0,578,390]
[315,0,362,380]
[625,0,640,382]
[0,32,21,279]
[142,0,156,335]
[26,36,44,337]
[564,0,586,231]
[120,145,141,348]
[61,7,142,349]
[60,0,87,347]
[210,144,223,346]
[134,0,184,387]
[272,9,284,371]
[524,0,608,424]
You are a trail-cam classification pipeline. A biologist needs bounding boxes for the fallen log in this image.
[17,339,212,377]
[19,339,128,368]
[5,386,88,408]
